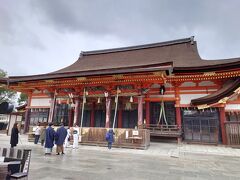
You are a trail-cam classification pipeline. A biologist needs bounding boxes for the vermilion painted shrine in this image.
[4,37,240,146]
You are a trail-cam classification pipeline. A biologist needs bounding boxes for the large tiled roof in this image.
[9,37,240,82]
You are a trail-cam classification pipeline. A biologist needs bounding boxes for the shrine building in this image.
[6,37,240,146]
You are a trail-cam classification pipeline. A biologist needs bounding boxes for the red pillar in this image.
[145,100,150,127]
[175,85,182,143]
[105,96,111,128]
[118,102,122,128]
[174,85,182,127]
[74,98,80,126]
[219,107,227,144]
[90,102,95,127]
[175,107,181,128]
[68,107,74,127]
[48,91,57,123]
[138,96,143,128]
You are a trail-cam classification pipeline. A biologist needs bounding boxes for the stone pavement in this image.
[1,134,240,180]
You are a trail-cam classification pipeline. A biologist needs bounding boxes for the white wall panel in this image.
[150,94,175,98]
[31,98,51,107]
[225,104,240,110]
[180,94,208,104]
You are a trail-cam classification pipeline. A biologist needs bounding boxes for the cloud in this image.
[0,0,45,49]
[1,0,240,76]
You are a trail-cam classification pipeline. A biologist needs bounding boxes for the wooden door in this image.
[182,109,219,143]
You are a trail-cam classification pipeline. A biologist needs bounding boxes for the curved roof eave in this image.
[9,62,173,83]
[173,60,240,73]
[191,78,240,106]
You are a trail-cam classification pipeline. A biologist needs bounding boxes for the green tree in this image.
[18,93,28,105]
[0,69,17,104]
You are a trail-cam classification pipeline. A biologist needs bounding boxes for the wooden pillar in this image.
[90,102,95,127]
[174,84,182,143]
[48,91,57,123]
[23,93,32,133]
[145,99,150,127]
[219,107,227,144]
[176,107,181,127]
[105,96,111,128]
[68,107,74,127]
[74,97,80,126]
[175,89,181,126]
[117,101,122,128]
[138,96,143,128]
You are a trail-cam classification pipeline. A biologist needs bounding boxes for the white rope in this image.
[113,87,119,130]
[158,100,168,126]
[79,88,86,142]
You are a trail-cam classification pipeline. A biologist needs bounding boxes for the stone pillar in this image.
[219,107,227,144]
[90,102,95,127]
[73,97,80,126]
[23,93,32,133]
[138,96,143,128]
[105,96,111,128]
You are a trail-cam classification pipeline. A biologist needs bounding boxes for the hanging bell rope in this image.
[113,86,120,130]
[157,85,168,127]
[79,88,86,142]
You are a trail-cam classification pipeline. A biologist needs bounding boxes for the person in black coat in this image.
[10,123,19,148]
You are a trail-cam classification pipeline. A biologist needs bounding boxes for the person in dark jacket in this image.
[44,123,55,155]
[105,129,115,149]
[55,123,67,155]
[10,123,19,148]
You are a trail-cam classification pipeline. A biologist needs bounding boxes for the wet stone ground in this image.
[1,134,240,180]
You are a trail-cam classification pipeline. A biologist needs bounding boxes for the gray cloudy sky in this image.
[1,0,240,76]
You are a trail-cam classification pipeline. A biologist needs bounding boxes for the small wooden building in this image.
[6,37,240,146]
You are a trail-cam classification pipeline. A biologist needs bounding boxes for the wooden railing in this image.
[144,124,182,137]
[80,127,150,149]
[225,121,240,146]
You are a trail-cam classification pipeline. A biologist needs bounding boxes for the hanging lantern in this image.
[104,92,109,97]
[97,97,101,104]
[130,96,133,103]
[125,102,132,110]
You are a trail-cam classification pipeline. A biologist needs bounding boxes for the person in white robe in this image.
[72,125,79,149]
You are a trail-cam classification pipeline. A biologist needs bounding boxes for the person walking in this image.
[64,127,71,148]
[10,123,19,148]
[72,124,79,149]
[55,123,67,155]
[34,123,41,144]
[40,126,46,146]
[105,129,115,149]
[44,123,55,155]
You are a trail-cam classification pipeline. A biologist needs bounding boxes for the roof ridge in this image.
[81,36,194,56]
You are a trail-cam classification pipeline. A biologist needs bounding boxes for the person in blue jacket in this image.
[55,123,67,155]
[44,122,55,155]
[105,129,115,149]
